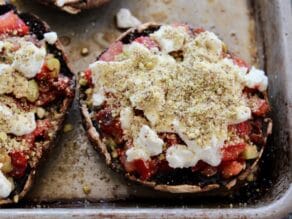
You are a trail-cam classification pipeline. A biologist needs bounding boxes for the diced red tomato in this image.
[234,121,252,137]
[36,65,72,106]
[118,149,157,180]
[9,151,28,178]
[99,41,123,62]
[84,69,93,86]
[95,108,123,142]
[251,98,269,116]
[221,143,246,161]
[134,36,158,49]
[232,56,250,68]
[23,119,51,146]
[36,64,51,81]
[133,159,154,180]
[0,11,29,35]
[193,27,205,35]
[220,160,244,179]
[250,134,265,145]
[127,159,157,180]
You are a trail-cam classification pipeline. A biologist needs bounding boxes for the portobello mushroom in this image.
[0,4,75,204]
[36,0,110,14]
[79,23,272,193]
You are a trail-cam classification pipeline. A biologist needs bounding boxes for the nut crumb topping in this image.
[90,26,250,148]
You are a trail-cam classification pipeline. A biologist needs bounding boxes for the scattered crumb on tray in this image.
[63,123,73,133]
[81,47,89,56]
[83,184,91,195]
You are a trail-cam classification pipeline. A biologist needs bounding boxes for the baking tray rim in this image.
[0,186,291,218]
[0,0,291,218]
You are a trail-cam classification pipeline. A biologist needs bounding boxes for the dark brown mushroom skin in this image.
[79,23,272,194]
[0,4,75,205]
[36,0,110,14]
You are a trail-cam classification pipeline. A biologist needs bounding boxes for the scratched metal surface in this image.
[7,0,261,202]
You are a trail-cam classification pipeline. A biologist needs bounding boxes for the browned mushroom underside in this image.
[80,23,273,194]
[0,4,75,205]
[37,0,110,14]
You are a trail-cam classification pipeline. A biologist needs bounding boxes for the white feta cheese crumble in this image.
[120,107,134,130]
[55,0,65,7]
[92,90,105,106]
[44,32,58,45]
[116,8,142,29]
[229,106,251,125]
[12,41,46,78]
[166,145,196,168]
[170,120,223,167]
[0,171,12,198]
[244,67,268,91]
[126,147,149,162]
[134,125,164,157]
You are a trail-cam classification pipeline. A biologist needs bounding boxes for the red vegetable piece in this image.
[23,119,51,146]
[95,108,123,141]
[234,121,252,137]
[193,27,205,35]
[252,98,269,116]
[220,160,244,179]
[221,143,246,161]
[99,41,123,62]
[0,11,29,35]
[9,151,28,178]
[134,36,158,49]
[84,69,93,86]
[36,65,50,81]
[232,56,249,68]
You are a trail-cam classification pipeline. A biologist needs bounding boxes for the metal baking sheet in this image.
[0,0,292,218]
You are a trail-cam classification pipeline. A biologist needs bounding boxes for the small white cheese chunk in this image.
[0,171,13,198]
[10,112,36,136]
[44,32,58,45]
[126,147,149,162]
[92,90,105,106]
[134,125,164,157]
[172,119,223,167]
[0,104,36,136]
[116,8,142,29]
[244,67,268,91]
[120,107,133,130]
[12,41,46,79]
[229,106,251,125]
[150,25,188,53]
[55,0,65,7]
[166,145,196,168]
